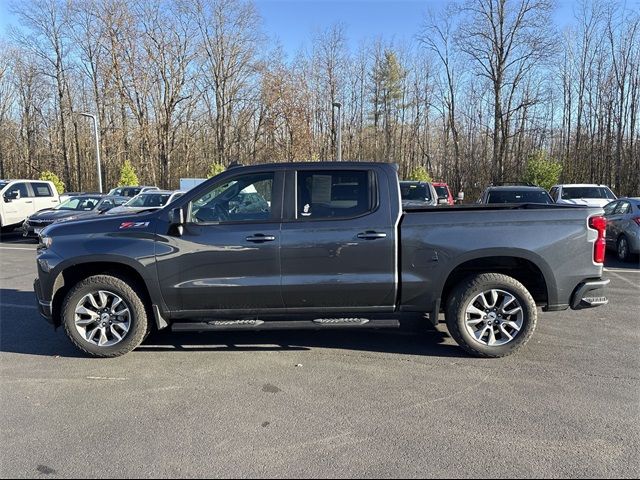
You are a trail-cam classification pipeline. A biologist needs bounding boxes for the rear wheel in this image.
[445,273,537,358]
[617,235,631,262]
[62,275,148,357]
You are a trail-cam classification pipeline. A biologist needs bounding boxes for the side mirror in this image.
[170,207,185,236]
[4,191,18,202]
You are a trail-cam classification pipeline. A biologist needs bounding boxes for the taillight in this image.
[589,216,607,263]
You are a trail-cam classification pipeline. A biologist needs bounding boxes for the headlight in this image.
[39,235,53,249]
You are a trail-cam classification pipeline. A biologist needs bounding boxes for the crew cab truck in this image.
[1,180,60,232]
[34,162,609,358]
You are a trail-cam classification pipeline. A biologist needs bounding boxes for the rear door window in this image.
[296,170,374,220]
[32,183,54,197]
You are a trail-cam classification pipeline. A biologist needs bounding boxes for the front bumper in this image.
[570,278,610,310]
[34,278,54,324]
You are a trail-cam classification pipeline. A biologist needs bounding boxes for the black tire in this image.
[445,273,537,358]
[616,235,631,262]
[61,274,148,357]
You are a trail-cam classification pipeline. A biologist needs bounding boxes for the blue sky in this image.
[0,0,576,56]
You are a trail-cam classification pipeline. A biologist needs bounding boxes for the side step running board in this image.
[171,318,400,332]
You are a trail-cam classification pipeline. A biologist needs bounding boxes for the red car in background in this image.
[432,182,454,205]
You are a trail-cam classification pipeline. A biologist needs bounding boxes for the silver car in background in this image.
[105,190,185,215]
[603,198,640,262]
[399,181,439,208]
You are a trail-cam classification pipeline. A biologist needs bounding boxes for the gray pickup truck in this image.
[34,162,609,358]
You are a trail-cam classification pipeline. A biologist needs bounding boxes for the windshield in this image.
[487,190,553,204]
[434,186,449,199]
[400,184,432,202]
[56,197,103,211]
[561,187,616,200]
[125,193,171,208]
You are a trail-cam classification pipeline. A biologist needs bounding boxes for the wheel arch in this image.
[439,252,554,310]
[50,259,163,329]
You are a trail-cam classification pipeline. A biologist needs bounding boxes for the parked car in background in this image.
[59,191,101,203]
[400,181,439,208]
[432,182,454,205]
[179,178,207,192]
[22,195,129,238]
[107,186,159,198]
[0,179,60,232]
[480,185,554,204]
[105,190,184,215]
[603,198,640,262]
[550,184,617,207]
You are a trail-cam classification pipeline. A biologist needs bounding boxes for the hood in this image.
[557,198,611,208]
[28,209,88,222]
[41,209,159,238]
[105,206,161,215]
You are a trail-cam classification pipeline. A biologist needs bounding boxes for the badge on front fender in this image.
[119,221,150,230]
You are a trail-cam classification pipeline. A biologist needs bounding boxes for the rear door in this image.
[280,167,397,311]
[155,170,284,313]
[607,201,631,244]
[31,182,59,211]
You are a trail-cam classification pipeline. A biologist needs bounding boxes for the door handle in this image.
[25,200,33,203]
[357,231,387,240]
[246,234,276,243]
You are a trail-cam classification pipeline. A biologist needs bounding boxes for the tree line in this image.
[0,0,638,199]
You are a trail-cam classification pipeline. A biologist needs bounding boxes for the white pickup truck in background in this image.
[0,179,60,232]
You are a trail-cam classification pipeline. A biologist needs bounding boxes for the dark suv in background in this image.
[480,184,554,204]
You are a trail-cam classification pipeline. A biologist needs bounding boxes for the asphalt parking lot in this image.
[1,231,638,478]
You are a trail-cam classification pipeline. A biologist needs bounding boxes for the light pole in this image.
[332,102,342,161]
[77,112,103,193]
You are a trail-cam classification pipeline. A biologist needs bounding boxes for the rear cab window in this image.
[561,187,616,200]
[296,170,375,220]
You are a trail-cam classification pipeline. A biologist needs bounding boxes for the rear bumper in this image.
[570,278,610,310]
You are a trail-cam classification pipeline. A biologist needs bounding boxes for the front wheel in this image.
[61,275,148,357]
[445,273,537,358]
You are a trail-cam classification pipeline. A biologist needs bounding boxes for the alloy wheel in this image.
[464,289,524,346]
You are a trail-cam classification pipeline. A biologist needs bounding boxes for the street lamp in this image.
[77,112,103,193]
[332,102,342,161]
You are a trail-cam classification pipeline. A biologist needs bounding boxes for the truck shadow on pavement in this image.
[0,288,466,359]
[0,289,86,358]
[139,327,465,358]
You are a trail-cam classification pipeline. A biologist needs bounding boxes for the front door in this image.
[156,171,284,314]
[2,182,35,226]
[280,168,397,311]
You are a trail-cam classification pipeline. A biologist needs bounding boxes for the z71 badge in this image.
[119,221,150,229]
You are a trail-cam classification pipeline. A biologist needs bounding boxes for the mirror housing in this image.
[170,207,185,236]
[4,190,19,202]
